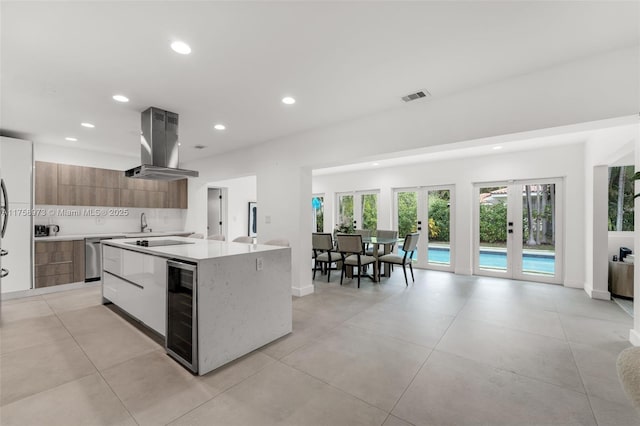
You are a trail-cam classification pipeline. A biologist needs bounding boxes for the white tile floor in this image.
[1,270,638,425]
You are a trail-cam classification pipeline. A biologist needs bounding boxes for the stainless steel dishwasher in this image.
[85,236,123,282]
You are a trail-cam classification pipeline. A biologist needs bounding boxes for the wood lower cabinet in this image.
[35,240,84,288]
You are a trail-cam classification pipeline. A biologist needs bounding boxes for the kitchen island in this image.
[101,236,292,375]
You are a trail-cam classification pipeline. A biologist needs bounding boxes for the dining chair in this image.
[352,229,372,266]
[378,233,419,285]
[366,229,398,256]
[264,238,290,247]
[312,233,341,282]
[207,234,225,241]
[232,236,254,243]
[336,234,378,288]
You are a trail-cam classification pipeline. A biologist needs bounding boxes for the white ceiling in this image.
[1,1,638,163]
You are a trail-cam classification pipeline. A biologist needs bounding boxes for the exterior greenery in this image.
[479,202,507,243]
[337,195,354,232]
[428,191,450,242]
[608,166,635,232]
[361,194,378,232]
[314,196,324,232]
[336,193,378,233]
[397,192,417,238]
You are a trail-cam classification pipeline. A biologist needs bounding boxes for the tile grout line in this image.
[43,296,142,426]
[559,311,600,426]
[383,291,473,424]
[163,355,278,425]
[278,358,392,420]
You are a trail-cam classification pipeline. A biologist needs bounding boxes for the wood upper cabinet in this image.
[35,162,188,209]
[167,179,188,209]
[58,164,96,187]
[95,168,120,188]
[35,162,58,205]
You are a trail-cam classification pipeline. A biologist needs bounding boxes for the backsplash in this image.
[34,205,187,236]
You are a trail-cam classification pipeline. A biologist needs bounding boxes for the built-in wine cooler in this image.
[166,259,198,373]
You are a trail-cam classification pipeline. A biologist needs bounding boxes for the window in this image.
[312,195,324,232]
[608,166,635,231]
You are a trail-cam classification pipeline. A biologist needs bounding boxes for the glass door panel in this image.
[360,193,378,233]
[477,186,509,273]
[337,194,354,232]
[427,189,451,266]
[312,195,324,232]
[520,183,557,278]
[396,190,419,262]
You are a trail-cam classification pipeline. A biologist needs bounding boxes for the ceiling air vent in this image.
[401,90,430,103]
[194,145,206,149]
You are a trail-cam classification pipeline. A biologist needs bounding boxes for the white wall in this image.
[634,137,640,346]
[206,176,257,241]
[583,126,637,299]
[183,46,639,297]
[313,143,585,285]
[34,143,138,170]
[608,233,634,262]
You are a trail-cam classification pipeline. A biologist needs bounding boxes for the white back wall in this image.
[313,143,586,285]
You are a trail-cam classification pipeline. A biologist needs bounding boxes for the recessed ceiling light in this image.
[112,94,129,103]
[214,124,226,131]
[282,96,296,105]
[65,137,78,142]
[492,146,503,150]
[171,41,191,55]
[81,122,95,128]
[372,162,380,166]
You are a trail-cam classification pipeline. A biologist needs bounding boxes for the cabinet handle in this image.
[104,270,144,289]
[0,268,9,278]
[0,249,7,256]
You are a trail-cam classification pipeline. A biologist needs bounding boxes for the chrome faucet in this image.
[140,212,148,233]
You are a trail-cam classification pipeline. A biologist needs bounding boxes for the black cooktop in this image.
[124,239,195,247]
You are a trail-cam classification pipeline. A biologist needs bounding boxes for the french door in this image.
[473,179,563,284]
[393,186,454,272]
[336,190,379,233]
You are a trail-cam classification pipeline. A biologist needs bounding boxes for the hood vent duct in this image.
[125,107,199,181]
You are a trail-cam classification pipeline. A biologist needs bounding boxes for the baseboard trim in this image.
[2,281,100,300]
[291,284,314,297]
[563,280,583,289]
[630,329,640,346]
[584,286,611,300]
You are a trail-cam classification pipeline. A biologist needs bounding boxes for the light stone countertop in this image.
[34,230,193,242]
[102,236,288,262]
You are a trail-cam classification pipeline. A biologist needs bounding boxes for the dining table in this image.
[361,236,399,278]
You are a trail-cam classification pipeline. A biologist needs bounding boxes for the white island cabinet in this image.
[101,236,292,375]
[102,245,167,335]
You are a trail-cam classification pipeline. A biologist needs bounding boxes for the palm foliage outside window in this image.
[609,166,635,232]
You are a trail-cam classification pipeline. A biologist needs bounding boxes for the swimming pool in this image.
[398,246,555,274]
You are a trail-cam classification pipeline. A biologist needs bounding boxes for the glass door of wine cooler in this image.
[166,259,198,373]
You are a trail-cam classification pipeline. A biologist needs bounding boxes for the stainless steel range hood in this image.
[125,107,199,181]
